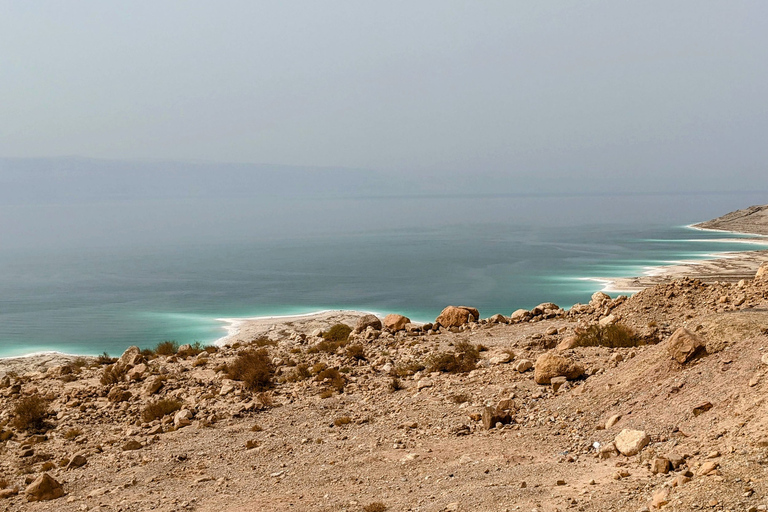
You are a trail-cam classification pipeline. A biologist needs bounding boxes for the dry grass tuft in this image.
[333,416,352,427]
[64,428,83,440]
[363,503,388,512]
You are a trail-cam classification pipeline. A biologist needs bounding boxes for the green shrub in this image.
[574,323,642,348]
[425,340,479,373]
[323,324,352,342]
[11,395,50,432]
[226,349,275,391]
[141,399,183,423]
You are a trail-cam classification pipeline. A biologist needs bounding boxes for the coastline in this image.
[592,224,768,293]
[4,218,768,376]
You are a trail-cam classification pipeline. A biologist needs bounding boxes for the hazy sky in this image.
[1,1,767,192]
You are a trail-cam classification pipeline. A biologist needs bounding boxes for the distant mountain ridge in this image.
[694,204,768,235]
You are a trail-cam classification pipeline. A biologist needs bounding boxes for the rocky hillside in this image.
[1,263,768,511]
[694,205,768,235]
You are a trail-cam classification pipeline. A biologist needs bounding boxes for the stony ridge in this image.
[693,204,768,235]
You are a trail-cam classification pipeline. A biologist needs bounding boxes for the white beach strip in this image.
[214,309,385,346]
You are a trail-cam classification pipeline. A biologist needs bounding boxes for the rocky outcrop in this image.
[435,306,479,328]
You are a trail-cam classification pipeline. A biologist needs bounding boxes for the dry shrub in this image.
[364,503,387,512]
[100,363,127,386]
[11,395,50,432]
[574,323,642,348]
[251,424,263,432]
[227,348,275,391]
[285,363,311,383]
[426,340,479,373]
[141,399,183,423]
[345,344,366,360]
[333,416,352,427]
[41,461,55,472]
[323,323,352,342]
[315,368,345,393]
[155,340,179,356]
[319,389,334,399]
[390,361,425,378]
[0,476,7,489]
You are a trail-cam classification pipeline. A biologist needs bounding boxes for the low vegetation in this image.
[363,503,388,512]
[226,348,275,391]
[323,323,352,342]
[11,395,50,432]
[345,343,366,360]
[141,399,183,423]
[100,363,127,386]
[573,323,642,348]
[425,340,479,373]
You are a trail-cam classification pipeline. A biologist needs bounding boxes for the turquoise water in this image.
[0,201,766,357]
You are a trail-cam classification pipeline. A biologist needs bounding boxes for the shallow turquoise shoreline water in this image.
[0,220,765,359]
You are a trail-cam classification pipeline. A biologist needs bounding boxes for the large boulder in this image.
[435,306,479,328]
[531,302,560,316]
[533,352,584,384]
[667,327,706,364]
[354,314,382,333]
[383,314,411,332]
[614,429,650,456]
[756,262,768,280]
[25,473,64,502]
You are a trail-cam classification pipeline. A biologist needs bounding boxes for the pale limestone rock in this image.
[614,429,650,456]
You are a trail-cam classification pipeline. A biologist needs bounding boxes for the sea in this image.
[1,186,767,358]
